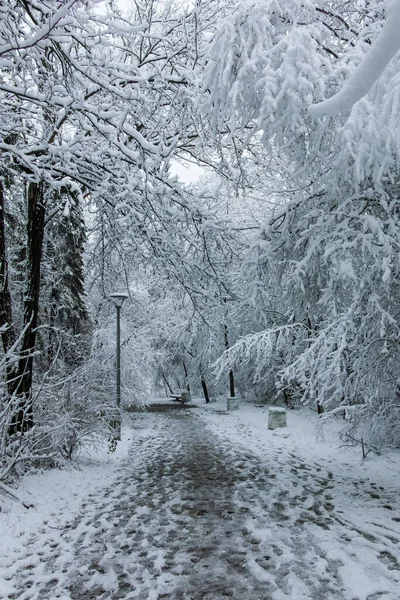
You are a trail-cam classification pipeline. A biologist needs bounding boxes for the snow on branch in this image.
[0,481,34,509]
[214,323,305,383]
[309,0,400,118]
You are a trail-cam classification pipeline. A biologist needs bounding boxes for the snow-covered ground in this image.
[200,399,400,600]
[0,422,135,599]
[0,399,399,599]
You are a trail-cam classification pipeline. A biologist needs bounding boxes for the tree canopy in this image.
[1,0,400,477]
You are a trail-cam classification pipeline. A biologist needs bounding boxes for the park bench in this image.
[169,390,191,404]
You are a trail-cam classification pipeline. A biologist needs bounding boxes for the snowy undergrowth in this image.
[0,419,137,580]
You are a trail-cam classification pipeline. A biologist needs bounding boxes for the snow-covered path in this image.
[1,403,399,600]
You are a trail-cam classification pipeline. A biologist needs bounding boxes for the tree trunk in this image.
[182,359,190,391]
[0,181,21,414]
[201,375,210,403]
[9,182,45,434]
[160,370,173,395]
[0,181,16,354]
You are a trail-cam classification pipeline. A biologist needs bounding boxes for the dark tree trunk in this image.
[201,375,210,403]
[0,181,20,409]
[182,360,190,391]
[0,182,16,354]
[9,182,45,434]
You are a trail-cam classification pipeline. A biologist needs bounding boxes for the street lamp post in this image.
[223,295,240,411]
[109,292,128,441]
[223,296,236,398]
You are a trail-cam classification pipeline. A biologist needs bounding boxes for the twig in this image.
[340,433,394,463]
[0,481,34,508]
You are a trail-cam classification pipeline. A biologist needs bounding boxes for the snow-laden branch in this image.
[309,0,400,118]
[214,323,304,383]
[0,0,77,57]
[0,481,34,508]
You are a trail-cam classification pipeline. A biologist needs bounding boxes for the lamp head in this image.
[109,292,129,308]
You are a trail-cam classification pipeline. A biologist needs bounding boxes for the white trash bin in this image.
[268,407,287,429]
[227,397,240,411]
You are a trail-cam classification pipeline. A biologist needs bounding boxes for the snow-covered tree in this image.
[204,0,400,448]
[0,0,225,466]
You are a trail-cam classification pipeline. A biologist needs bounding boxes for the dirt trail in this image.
[2,407,398,600]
